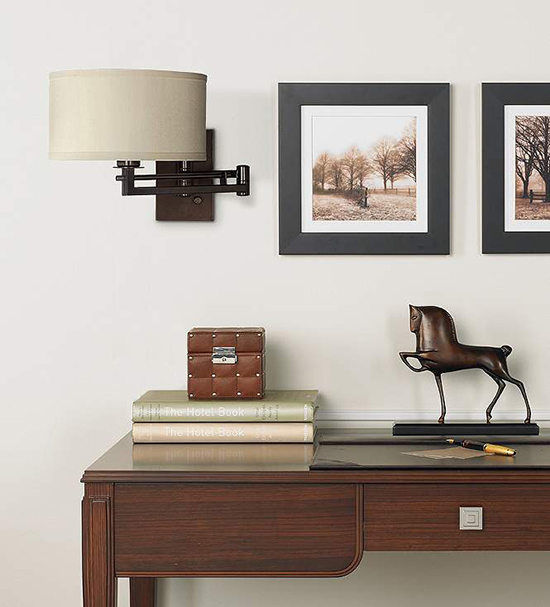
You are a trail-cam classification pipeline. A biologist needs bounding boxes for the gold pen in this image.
[446,438,516,457]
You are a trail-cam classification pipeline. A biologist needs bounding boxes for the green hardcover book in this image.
[132,390,319,422]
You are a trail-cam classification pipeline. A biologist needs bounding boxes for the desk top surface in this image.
[83,429,550,482]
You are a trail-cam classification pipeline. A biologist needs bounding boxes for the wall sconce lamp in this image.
[49,69,250,221]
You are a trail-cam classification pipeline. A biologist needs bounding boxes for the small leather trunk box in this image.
[187,327,265,399]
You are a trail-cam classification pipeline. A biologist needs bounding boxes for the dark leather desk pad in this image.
[312,428,550,469]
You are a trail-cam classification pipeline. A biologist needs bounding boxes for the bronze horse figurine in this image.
[399,305,531,424]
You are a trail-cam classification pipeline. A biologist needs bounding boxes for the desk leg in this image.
[130,578,156,607]
[83,483,117,607]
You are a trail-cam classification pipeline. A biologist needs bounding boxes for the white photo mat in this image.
[504,104,550,233]
[301,105,428,234]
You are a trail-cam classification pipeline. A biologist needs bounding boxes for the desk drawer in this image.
[115,483,362,575]
[364,483,550,551]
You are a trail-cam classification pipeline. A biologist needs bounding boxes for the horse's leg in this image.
[434,373,446,424]
[399,352,426,373]
[503,374,532,424]
[484,372,506,423]
[489,363,532,424]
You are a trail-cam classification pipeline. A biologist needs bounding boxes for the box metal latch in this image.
[212,346,238,364]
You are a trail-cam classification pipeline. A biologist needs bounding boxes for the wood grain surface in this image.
[364,483,550,551]
[114,482,362,576]
[82,483,117,607]
[130,578,156,607]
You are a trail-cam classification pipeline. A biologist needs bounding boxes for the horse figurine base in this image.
[393,421,540,436]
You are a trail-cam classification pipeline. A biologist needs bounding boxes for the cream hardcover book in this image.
[132,422,316,444]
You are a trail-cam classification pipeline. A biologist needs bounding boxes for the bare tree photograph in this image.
[311,115,418,222]
[515,115,550,220]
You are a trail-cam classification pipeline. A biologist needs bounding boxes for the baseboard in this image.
[316,408,550,422]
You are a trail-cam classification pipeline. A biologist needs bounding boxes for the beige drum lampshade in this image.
[49,69,207,161]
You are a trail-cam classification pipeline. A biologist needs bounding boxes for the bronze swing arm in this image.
[115,161,250,197]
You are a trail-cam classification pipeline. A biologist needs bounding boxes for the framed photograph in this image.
[278,83,450,255]
[483,83,550,253]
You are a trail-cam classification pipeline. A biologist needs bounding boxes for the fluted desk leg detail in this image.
[82,483,117,607]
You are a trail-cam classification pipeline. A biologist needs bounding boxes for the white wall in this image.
[2,1,550,605]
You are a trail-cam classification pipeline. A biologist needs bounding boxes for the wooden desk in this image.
[82,431,550,607]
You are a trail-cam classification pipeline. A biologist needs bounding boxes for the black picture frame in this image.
[278,83,450,255]
[482,83,550,254]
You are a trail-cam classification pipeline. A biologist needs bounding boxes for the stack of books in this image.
[131,390,319,444]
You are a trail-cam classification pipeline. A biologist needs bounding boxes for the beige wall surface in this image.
[1,0,550,605]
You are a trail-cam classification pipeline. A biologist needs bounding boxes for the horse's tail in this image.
[501,345,512,357]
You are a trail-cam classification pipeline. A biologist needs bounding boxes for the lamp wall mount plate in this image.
[156,129,215,221]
